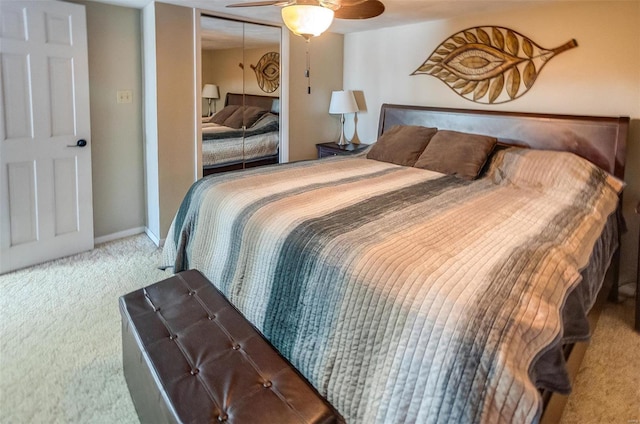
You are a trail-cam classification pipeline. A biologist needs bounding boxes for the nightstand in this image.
[316,142,370,159]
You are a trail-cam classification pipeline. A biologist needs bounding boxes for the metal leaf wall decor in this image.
[251,51,280,93]
[411,26,577,104]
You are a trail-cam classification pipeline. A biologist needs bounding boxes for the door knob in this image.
[67,139,87,147]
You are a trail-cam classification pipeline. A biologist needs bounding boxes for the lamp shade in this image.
[282,5,334,39]
[329,90,359,114]
[202,84,219,99]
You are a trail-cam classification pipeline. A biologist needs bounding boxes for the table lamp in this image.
[329,90,359,146]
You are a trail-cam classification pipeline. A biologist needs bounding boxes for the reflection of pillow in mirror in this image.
[210,105,240,125]
[366,125,438,166]
[250,113,279,129]
[414,130,496,180]
[224,106,268,129]
[244,106,269,127]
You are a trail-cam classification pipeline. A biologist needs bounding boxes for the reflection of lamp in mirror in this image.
[329,90,359,146]
[202,84,220,116]
[271,99,280,114]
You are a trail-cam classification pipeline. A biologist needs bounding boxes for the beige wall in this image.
[202,48,241,113]
[344,1,640,284]
[289,32,345,161]
[156,3,198,239]
[67,0,145,241]
[143,2,197,241]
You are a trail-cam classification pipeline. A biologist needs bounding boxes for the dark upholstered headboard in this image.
[225,93,279,114]
[377,104,629,179]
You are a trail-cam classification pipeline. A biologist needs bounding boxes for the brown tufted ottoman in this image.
[119,270,343,424]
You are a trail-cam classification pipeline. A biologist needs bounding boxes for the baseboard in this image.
[94,227,146,245]
[144,227,165,248]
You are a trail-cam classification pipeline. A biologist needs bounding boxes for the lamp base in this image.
[207,99,213,117]
[351,112,360,144]
[337,113,349,146]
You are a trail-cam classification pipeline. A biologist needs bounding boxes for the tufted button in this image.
[154,307,161,312]
[262,380,272,388]
[232,344,241,351]
[169,335,177,340]
[190,368,199,376]
[217,413,228,422]
[208,315,215,320]
[188,290,195,296]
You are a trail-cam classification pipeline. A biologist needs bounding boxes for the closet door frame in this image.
[196,12,288,180]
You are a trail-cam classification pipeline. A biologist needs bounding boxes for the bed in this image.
[202,93,280,176]
[163,104,628,423]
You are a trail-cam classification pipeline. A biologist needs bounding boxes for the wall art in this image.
[251,51,280,93]
[411,26,577,104]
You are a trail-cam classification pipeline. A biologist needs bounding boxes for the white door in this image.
[0,1,93,274]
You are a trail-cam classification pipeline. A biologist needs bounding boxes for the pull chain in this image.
[305,39,311,94]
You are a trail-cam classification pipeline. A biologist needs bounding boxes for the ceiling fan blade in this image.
[226,0,289,7]
[334,0,384,19]
[338,0,368,6]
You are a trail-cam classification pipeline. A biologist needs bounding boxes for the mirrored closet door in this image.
[200,15,281,176]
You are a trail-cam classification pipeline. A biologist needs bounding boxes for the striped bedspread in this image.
[162,148,621,423]
[202,114,279,166]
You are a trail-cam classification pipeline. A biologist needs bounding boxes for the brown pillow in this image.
[210,105,240,125]
[414,130,497,180]
[223,106,268,129]
[366,125,438,166]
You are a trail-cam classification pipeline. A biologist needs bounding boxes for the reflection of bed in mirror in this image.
[202,93,279,176]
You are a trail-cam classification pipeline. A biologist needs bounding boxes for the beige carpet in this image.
[560,288,640,423]
[0,234,638,423]
[0,235,167,423]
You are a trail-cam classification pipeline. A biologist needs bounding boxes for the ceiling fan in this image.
[227,0,385,39]
[227,0,385,20]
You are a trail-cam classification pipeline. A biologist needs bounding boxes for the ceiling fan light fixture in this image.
[281,4,334,39]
